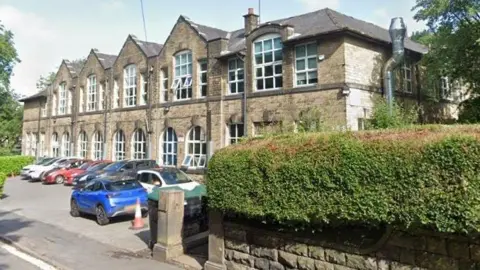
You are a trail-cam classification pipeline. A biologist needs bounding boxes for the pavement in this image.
[0,177,182,270]
[0,243,48,270]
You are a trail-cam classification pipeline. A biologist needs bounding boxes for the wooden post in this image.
[204,210,226,270]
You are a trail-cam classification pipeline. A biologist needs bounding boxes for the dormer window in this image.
[253,34,283,91]
[173,51,193,100]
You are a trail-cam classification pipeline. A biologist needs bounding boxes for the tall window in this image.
[77,131,87,158]
[160,68,168,102]
[228,58,244,94]
[58,83,67,115]
[198,60,207,97]
[173,51,193,100]
[39,133,45,157]
[113,130,125,161]
[140,74,147,105]
[87,75,97,111]
[99,83,104,110]
[51,132,59,157]
[61,132,71,157]
[229,124,245,145]
[295,43,318,86]
[113,80,119,109]
[401,62,413,93]
[31,134,37,156]
[254,35,283,91]
[92,131,103,160]
[161,127,177,166]
[124,64,137,107]
[182,126,206,168]
[25,134,31,155]
[41,102,47,117]
[78,87,84,113]
[131,129,147,159]
[52,95,57,116]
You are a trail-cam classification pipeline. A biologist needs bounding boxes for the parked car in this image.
[64,160,110,186]
[136,167,200,194]
[71,162,112,188]
[20,157,57,178]
[70,178,148,225]
[42,159,91,184]
[28,157,80,181]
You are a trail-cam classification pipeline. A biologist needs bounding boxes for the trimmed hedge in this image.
[0,156,35,176]
[0,172,5,198]
[207,125,480,233]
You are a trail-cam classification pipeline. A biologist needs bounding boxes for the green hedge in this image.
[0,156,35,176]
[0,172,5,198]
[207,125,480,233]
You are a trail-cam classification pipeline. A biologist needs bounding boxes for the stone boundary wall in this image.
[220,221,480,270]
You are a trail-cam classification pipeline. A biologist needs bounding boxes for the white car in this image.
[20,157,57,177]
[27,157,81,181]
[136,167,200,194]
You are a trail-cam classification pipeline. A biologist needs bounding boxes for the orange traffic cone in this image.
[130,198,145,230]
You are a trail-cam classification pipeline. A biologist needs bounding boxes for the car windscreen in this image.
[43,159,58,166]
[104,180,141,191]
[159,169,193,185]
[78,162,91,170]
[103,162,126,171]
[37,158,53,165]
[87,163,110,171]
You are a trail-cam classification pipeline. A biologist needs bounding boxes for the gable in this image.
[79,51,100,78]
[53,61,72,88]
[159,19,207,60]
[112,36,146,69]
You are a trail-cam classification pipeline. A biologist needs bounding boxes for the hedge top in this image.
[206,125,480,234]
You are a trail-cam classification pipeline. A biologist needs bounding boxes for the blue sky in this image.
[0,0,426,96]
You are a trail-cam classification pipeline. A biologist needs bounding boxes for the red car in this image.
[63,160,111,186]
[43,159,91,185]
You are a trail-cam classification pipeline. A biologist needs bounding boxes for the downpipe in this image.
[383,17,407,115]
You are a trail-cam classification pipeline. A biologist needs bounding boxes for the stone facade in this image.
[217,221,479,270]
[20,8,462,172]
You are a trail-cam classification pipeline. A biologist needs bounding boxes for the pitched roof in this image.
[65,59,86,77]
[95,52,117,69]
[18,89,47,102]
[130,35,164,57]
[184,8,427,55]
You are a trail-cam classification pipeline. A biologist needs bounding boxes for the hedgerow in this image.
[0,172,6,197]
[207,125,480,233]
[0,156,35,176]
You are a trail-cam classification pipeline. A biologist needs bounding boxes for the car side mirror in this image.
[119,168,125,172]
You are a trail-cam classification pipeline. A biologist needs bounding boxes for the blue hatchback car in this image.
[70,178,148,225]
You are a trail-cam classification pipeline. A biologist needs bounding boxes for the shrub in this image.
[0,172,5,198]
[0,156,35,176]
[366,96,419,129]
[207,125,480,233]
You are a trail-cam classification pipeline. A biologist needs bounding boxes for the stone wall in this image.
[219,220,480,270]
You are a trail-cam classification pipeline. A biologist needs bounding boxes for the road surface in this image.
[0,242,55,270]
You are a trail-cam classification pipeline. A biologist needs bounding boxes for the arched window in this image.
[61,132,71,157]
[173,51,192,100]
[25,133,31,156]
[124,64,137,107]
[92,131,103,160]
[160,127,177,166]
[87,75,97,111]
[182,126,206,168]
[253,34,283,91]
[113,130,125,161]
[131,129,146,159]
[51,132,59,157]
[77,131,87,158]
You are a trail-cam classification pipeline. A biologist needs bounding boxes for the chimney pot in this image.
[248,8,254,14]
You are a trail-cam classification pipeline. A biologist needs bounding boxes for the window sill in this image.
[254,88,282,93]
[294,83,317,88]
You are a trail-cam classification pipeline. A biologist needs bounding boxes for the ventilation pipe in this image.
[383,17,407,115]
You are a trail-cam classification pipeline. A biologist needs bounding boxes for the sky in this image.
[0,0,427,97]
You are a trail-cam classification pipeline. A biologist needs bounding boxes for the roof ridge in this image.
[325,8,343,29]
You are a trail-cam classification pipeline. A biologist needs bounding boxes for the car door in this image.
[138,172,155,193]
[76,182,95,212]
[120,162,134,178]
[84,181,103,213]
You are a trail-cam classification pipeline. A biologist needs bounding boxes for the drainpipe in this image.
[236,53,247,136]
[36,98,43,161]
[103,79,108,160]
[383,17,407,115]
[146,65,154,160]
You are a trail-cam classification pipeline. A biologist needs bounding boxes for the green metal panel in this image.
[147,184,207,201]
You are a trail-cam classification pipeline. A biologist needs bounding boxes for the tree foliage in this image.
[36,71,55,91]
[367,97,419,129]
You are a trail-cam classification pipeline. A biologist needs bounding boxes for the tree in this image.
[0,22,19,90]
[36,71,55,91]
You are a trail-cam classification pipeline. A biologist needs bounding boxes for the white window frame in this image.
[99,82,104,110]
[51,132,59,157]
[92,131,103,160]
[51,95,57,116]
[78,87,84,113]
[173,51,193,100]
[41,102,47,117]
[401,62,413,93]
[39,133,45,157]
[140,74,147,105]
[160,127,178,166]
[31,134,37,156]
[113,80,119,109]
[229,124,245,145]
[198,60,207,98]
[228,58,245,95]
[253,34,283,91]
[131,129,147,159]
[77,131,87,158]
[58,83,67,115]
[113,130,125,161]
[182,126,207,169]
[160,68,169,102]
[25,134,31,155]
[124,65,137,107]
[61,132,70,157]
[87,75,97,112]
[295,43,318,86]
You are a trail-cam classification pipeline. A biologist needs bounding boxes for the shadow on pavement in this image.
[0,211,35,269]
[134,230,150,246]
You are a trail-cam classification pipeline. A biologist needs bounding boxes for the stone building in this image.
[20,8,461,172]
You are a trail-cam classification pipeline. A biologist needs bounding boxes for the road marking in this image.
[1,243,57,270]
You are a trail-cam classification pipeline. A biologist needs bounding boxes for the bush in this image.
[0,172,5,198]
[0,156,35,176]
[207,125,480,233]
[367,96,419,129]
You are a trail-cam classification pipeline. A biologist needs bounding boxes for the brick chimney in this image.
[243,8,259,36]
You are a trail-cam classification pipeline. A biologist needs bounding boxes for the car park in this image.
[136,167,200,194]
[70,178,148,225]
[28,157,80,181]
[42,159,90,184]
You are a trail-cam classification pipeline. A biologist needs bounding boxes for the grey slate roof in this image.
[184,8,427,55]
[130,35,164,57]
[65,59,86,76]
[95,52,117,69]
[19,89,47,102]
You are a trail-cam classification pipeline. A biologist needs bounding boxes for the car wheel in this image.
[95,205,110,226]
[70,199,80,217]
[55,175,65,184]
